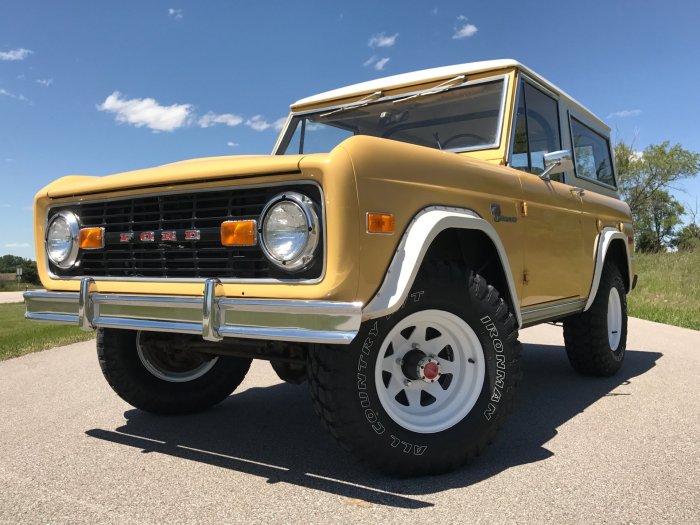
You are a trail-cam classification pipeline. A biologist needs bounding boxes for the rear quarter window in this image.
[570,116,615,187]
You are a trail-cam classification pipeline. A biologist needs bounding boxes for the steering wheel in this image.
[441,133,490,149]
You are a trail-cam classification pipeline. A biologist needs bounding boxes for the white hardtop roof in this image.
[292,59,608,132]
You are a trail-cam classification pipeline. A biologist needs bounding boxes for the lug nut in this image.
[404,379,412,387]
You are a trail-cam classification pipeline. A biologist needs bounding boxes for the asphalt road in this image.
[0,317,698,524]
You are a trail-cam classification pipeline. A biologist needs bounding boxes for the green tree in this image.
[0,255,39,284]
[615,141,700,220]
[634,190,685,252]
[674,201,700,251]
[675,223,700,251]
[615,141,700,251]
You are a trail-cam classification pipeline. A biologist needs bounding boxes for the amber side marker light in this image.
[221,220,257,246]
[367,213,395,234]
[78,227,105,249]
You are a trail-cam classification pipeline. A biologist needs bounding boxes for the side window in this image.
[282,119,354,155]
[510,82,563,181]
[570,117,615,187]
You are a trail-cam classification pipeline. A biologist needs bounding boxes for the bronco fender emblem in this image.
[490,203,517,223]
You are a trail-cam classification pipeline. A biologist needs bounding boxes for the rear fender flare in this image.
[584,228,632,311]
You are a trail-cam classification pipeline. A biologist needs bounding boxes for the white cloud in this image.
[363,56,389,70]
[368,32,398,48]
[4,243,30,248]
[36,78,53,87]
[607,109,642,119]
[0,88,29,102]
[363,56,377,67]
[374,57,390,71]
[0,48,33,61]
[226,141,239,147]
[453,16,478,39]
[246,115,272,131]
[168,8,183,19]
[97,91,192,132]
[197,112,243,128]
[273,117,287,131]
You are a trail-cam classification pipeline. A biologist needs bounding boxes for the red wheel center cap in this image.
[423,361,440,381]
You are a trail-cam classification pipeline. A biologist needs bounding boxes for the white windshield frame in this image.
[273,74,509,155]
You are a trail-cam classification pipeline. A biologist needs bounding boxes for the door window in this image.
[510,82,563,181]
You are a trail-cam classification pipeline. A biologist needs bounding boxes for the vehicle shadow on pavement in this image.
[86,343,661,509]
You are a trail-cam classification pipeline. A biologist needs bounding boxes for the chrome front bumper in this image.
[24,278,362,344]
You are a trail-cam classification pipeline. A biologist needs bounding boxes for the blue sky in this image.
[2,0,699,259]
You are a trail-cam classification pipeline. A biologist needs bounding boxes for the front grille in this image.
[49,184,323,280]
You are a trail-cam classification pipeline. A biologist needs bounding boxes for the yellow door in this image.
[519,175,585,306]
[509,79,585,307]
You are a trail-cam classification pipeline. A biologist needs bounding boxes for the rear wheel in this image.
[308,261,520,476]
[97,329,252,414]
[563,262,627,376]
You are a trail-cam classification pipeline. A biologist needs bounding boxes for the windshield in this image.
[276,77,506,155]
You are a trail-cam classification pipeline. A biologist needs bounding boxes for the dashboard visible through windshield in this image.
[276,76,506,155]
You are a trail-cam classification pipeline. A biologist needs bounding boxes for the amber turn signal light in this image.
[221,220,257,246]
[367,213,395,234]
[78,227,105,249]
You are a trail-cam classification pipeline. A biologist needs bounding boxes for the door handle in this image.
[570,187,585,197]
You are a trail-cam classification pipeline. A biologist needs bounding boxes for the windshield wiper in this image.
[392,75,467,105]
[319,90,384,118]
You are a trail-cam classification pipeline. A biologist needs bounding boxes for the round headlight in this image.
[46,211,80,269]
[260,192,319,271]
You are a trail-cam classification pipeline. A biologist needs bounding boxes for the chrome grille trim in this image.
[45,181,325,283]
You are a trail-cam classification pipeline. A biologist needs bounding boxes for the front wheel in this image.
[308,262,520,476]
[97,329,252,414]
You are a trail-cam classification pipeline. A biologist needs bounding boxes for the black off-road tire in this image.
[97,328,252,415]
[307,261,520,476]
[563,262,627,376]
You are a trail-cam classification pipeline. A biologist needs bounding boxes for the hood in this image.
[43,154,307,198]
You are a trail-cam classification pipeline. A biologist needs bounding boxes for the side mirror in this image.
[540,150,574,181]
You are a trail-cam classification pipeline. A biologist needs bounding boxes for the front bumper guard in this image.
[24,278,362,345]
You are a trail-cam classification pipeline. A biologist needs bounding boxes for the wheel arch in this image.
[362,206,522,327]
[584,228,632,312]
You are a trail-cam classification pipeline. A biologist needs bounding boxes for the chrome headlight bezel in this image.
[46,210,80,269]
[259,192,319,272]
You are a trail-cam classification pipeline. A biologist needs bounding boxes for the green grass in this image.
[628,250,700,330]
[0,282,42,291]
[0,303,95,361]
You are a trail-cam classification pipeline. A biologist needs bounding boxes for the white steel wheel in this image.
[374,309,486,434]
[136,331,218,383]
[607,287,622,350]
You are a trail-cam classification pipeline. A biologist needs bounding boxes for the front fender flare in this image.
[362,206,522,327]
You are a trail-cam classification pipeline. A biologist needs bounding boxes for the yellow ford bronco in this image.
[26,59,636,475]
